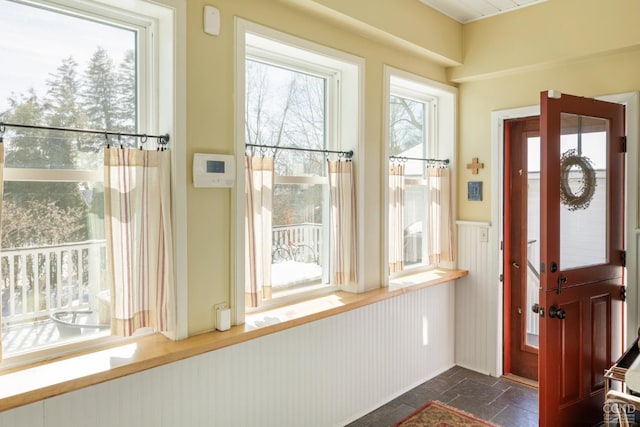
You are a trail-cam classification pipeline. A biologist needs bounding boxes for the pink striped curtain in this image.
[427,167,454,263]
[328,159,357,285]
[0,143,4,360]
[245,154,274,307]
[388,163,405,273]
[104,147,176,337]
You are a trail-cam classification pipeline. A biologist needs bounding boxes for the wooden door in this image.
[505,117,540,381]
[538,91,625,426]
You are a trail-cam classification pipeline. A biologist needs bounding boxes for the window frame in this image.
[388,89,437,274]
[0,0,186,368]
[383,66,457,283]
[235,19,364,320]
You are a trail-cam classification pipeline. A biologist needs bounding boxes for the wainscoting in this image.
[0,281,455,427]
[455,221,501,376]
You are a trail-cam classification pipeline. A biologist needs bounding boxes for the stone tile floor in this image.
[347,366,538,427]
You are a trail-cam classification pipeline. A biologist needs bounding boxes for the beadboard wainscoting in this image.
[455,221,500,377]
[0,282,455,427]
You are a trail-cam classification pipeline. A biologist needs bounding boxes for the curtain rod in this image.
[246,143,353,159]
[0,122,170,144]
[389,155,449,166]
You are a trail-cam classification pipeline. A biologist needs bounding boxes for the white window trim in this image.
[382,66,457,284]
[1,0,186,367]
[234,19,364,323]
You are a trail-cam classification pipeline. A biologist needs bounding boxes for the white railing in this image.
[526,240,540,336]
[272,223,321,264]
[1,240,106,326]
[2,225,319,326]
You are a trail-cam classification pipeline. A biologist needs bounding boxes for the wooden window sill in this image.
[0,268,466,413]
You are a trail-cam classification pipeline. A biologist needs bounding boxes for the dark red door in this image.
[505,117,540,381]
[539,91,625,426]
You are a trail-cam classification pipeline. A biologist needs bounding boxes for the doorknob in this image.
[549,305,566,320]
[512,261,520,269]
[532,303,544,317]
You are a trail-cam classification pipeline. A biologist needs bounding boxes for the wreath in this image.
[559,149,597,211]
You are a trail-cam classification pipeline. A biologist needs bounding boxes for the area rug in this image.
[393,400,499,427]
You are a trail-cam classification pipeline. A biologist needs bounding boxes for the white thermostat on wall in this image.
[193,153,235,188]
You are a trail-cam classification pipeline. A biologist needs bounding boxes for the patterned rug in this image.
[394,401,499,427]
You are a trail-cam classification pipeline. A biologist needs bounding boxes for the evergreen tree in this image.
[116,49,136,133]
[1,69,88,249]
[81,47,118,131]
[43,56,82,168]
[45,56,83,129]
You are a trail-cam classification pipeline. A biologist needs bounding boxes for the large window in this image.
[246,58,331,294]
[0,0,168,358]
[389,93,434,268]
[239,24,361,310]
[386,69,456,278]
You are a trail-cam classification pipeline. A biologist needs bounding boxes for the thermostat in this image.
[193,153,235,188]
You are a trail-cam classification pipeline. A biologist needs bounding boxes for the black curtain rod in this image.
[389,155,449,165]
[0,122,170,144]
[246,143,353,159]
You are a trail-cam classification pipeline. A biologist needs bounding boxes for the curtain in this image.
[388,163,405,273]
[104,147,176,337]
[328,159,357,285]
[0,143,4,360]
[426,167,455,263]
[245,154,274,307]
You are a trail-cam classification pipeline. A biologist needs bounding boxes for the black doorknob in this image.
[549,305,566,320]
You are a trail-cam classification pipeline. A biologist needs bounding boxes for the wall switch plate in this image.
[479,227,488,243]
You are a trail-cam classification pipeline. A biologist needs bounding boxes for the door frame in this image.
[490,91,639,377]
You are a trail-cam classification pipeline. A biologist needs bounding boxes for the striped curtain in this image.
[245,154,274,307]
[328,159,357,285]
[0,143,4,360]
[388,163,405,273]
[427,167,454,263]
[104,147,176,337]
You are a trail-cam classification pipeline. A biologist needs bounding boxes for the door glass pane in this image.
[526,136,540,348]
[559,113,608,270]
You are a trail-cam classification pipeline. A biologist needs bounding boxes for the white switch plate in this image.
[479,227,488,243]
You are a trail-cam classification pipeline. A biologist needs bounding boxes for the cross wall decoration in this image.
[466,157,484,175]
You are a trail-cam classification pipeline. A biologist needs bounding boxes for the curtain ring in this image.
[0,124,5,143]
[104,132,110,149]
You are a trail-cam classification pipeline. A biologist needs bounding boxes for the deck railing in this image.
[2,224,321,326]
[1,240,107,326]
[272,223,322,263]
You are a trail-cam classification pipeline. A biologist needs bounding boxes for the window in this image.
[385,69,456,278]
[389,92,434,268]
[238,22,361,311]
[0,0,179,360]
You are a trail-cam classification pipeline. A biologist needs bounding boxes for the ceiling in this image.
[418,0,547,23]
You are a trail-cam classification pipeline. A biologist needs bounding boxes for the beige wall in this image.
[185,0,640,334]
[185,0,459,335]
[452,0,640,221]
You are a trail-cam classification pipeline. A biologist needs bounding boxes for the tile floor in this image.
[347,366,538,427]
